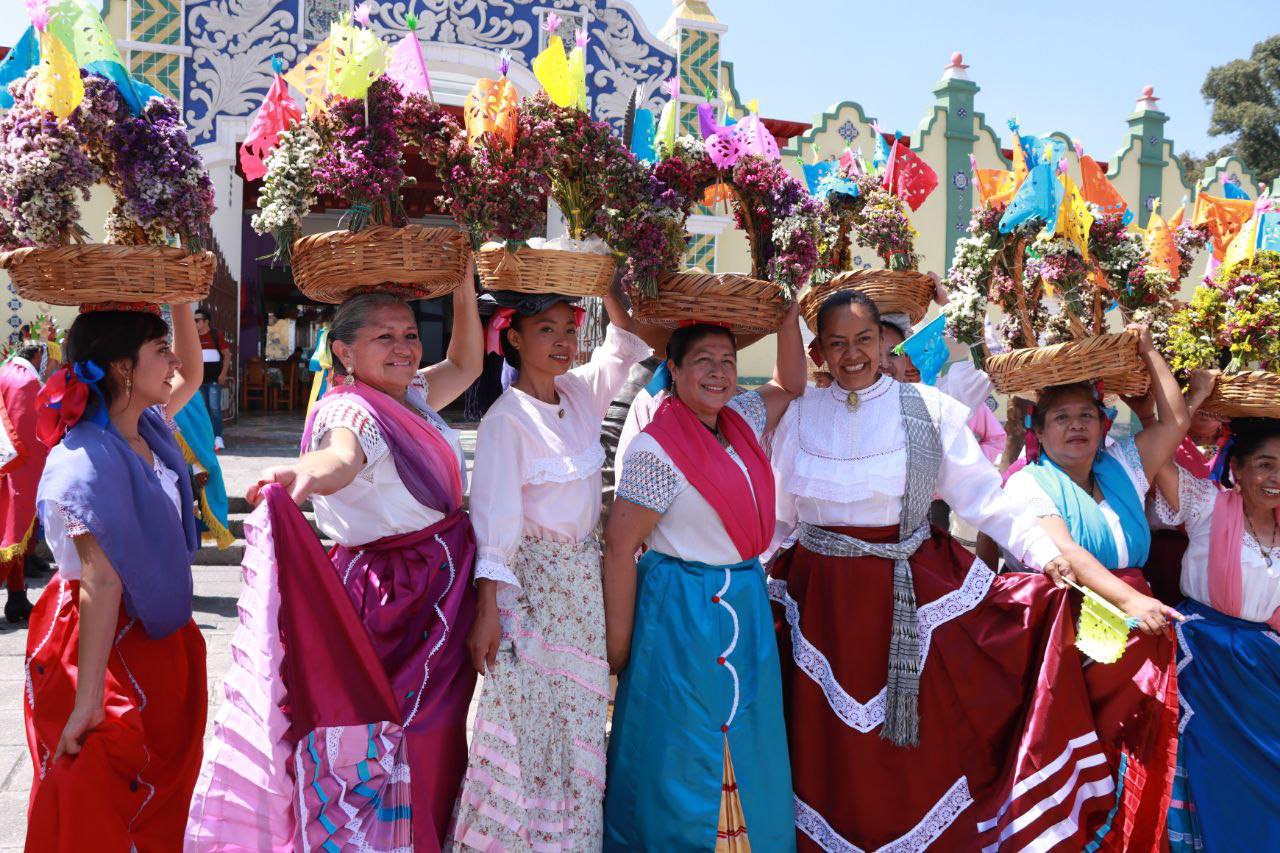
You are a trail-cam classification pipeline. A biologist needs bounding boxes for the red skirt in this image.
[770,525,1177,851]
[24,578,207,853]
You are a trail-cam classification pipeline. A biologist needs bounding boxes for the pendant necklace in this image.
[832,385,859,412]
[1246,512,1277,573]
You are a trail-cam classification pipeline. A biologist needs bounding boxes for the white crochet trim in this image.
[474,556,521,591]
[402,533,457,728]
[727,390,767,436]
[26,578,69,780]
[524,443,605,486]
[1113,436,1149,496]
[1174,613,1205,735]
[793,775,973,852]
[615,450,684,513]
[311,399,387,467]
[769,558,994,733]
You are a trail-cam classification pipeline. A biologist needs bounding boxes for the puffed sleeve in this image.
[615,448,686,513]
[469,412,524,592]
[570,325,653,419]
[310,399,387,469]
[727,389,768,439]
[1152,465,1218,528]
[933,394,1061,570]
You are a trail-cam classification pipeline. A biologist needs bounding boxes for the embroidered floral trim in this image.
[616,450,684,513]
[57,504,89,537]
[768,558,994,733]
[524,443,605,486]
[793,775,973,852]
[727,390,767,436]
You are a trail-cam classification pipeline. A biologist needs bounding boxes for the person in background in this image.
[0,340,50,624]
[193,308,231,451]
[25,304,206,850]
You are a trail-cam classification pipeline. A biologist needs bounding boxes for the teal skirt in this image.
[603,550,795,851]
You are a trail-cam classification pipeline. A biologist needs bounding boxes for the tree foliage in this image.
[1195,35,1280,184]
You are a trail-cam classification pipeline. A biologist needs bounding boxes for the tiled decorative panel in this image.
[131,50,183,102]
[132,0,183,46]
[683,232,716,271]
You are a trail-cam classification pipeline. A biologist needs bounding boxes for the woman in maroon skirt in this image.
[769,290,1170,850]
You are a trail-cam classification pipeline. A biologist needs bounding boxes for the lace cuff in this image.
[616,450,684,513]
[728,390,768,437]
[312,400,386,466]
[1153,466,1215,527]
[474,555,521,592]
[58,505,89,537]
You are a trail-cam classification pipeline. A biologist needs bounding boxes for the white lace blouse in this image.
[771,376,1059,569]
[1153,468,1280,621]
[470,326,652,590]
[308,375,467,548]
[614,391,768,565]
[1003,437,1148,569]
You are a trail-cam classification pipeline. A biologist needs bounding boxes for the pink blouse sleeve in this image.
[968,405,1007,464]
[569,326,652,420]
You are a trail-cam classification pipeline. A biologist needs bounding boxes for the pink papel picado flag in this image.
[881,137,938,211]
[239,57,303,181]
[386,14,434,100]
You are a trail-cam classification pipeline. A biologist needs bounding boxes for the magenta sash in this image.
[642,396,775,560]
[300,381,462,514]
[1207,488,1280,630]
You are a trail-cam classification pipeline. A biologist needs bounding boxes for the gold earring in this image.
[344,362,356,386]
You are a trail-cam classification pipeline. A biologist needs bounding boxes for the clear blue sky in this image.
[3,0,1273,161]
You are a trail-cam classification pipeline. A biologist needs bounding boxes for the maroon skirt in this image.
[770,524,1177,851]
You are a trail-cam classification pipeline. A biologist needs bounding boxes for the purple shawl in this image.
[300,381,462,514]
[37,407,198,638]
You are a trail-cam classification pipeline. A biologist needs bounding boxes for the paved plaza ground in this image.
[0,411,480,849]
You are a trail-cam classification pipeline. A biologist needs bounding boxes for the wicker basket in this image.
[633,272,786,335]
[985,331,1151,396]
[1199,371,1280,419]
[0,244,213,306]
[290,225,470,304]
[800,268,935,333]
[476,244,615,297]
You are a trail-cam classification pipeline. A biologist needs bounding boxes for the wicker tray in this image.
[985,331,1150,396]
[633,272,786,335]
[290,225,470,304]
[800,268,934,333]
[476,245,615,297]
[0,244,213,306]
[1199,371,1280,419]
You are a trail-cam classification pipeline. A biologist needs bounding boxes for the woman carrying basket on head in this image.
[450,287,650,851]
[24,303,207,852]
[769,290,1178,850]
[602,304,806,851]
[187,271,485,853]
[1152,414,1280,850]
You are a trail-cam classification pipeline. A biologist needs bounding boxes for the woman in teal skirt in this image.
[603,314,803,850]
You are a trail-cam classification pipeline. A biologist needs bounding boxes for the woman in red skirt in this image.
[24,304,207,853]
[769,289,1174,850]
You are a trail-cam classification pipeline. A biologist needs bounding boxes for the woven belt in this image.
[799,522,930,561]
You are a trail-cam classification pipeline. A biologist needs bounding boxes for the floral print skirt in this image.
[451,536,609,851]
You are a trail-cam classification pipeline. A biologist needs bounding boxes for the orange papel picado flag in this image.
[1192,193,1255,261]
[1079,155,1130,221]
[1007,119,1030,188]
[1144,201,1179,278]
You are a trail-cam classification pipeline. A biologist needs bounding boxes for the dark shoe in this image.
[5,588,32,624]
[24,552,53,578]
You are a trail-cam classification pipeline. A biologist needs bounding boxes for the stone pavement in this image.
[0,410,479,850]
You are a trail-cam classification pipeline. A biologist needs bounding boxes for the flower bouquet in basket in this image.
[1167,251,1280,417]
[801,132,937,333]
[942,128,1155,396]
[0,3,215,307]
[248,10,469,303]
[636,91,819,333]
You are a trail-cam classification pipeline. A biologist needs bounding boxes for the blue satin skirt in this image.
[603,550,795,851]
[1167,599,1280,851]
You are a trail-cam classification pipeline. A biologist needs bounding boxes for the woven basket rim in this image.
[0,243,214,306]
[1199,370,1280,419]
[290,225,470,304]
[800,268,934,332]
[475,244,615,297]
[634,271,785,334]
[985,331,1149,395]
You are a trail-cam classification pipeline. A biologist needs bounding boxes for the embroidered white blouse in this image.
[470,326,652,589]
[771,376,1059,569]
[1153,468,1280,621]
[1003,437,1147,569]
[615,391,768,565]
[308,375,467,548]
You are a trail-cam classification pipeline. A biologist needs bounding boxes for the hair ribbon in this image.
[35,360,110,448]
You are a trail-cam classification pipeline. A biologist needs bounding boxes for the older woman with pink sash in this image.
[186,282,483,853]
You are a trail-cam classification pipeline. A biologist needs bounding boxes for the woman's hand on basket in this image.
[1124,322,1155,355]
[928,271,949,306]
[1185,368,1220,411]
[1122,592,1186,636]
[1041,555,1076,590]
